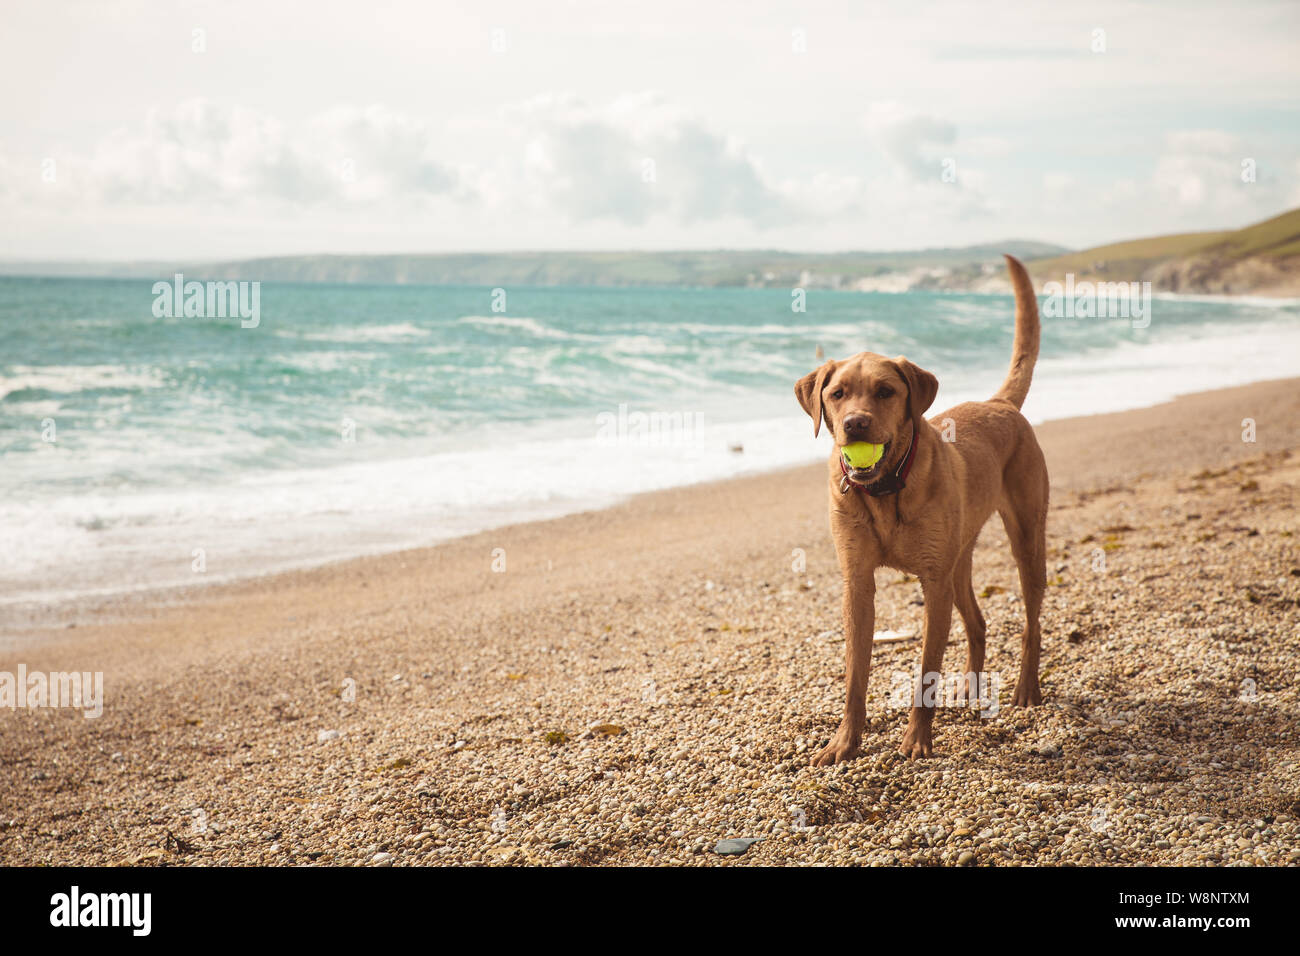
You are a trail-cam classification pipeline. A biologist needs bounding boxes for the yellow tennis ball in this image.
[841,442,884,469]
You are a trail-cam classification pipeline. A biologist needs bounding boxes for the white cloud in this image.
[864,103,957,182]
[310,106,462,202]
[854,103,996,226]
[1043,172,1076,194]
[1152,129,1280,220]
[503,92,788,226]
[21,94,802,230]
[5,93,1016,254]
[38,99,463,208]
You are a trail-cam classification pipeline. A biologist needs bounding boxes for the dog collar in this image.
[839,426,919,497]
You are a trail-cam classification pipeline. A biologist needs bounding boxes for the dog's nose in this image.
[842,413,872,437]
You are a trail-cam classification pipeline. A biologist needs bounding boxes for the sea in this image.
[3,274,1298,610]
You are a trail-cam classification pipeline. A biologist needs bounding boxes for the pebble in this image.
[714,838,760,856]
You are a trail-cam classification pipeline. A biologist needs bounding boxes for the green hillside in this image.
[1027,231,1230,280]
[1026,208,1300,294]
[1196,207,1300,259]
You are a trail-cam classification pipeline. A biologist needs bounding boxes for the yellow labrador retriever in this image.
[794,255,1047,764]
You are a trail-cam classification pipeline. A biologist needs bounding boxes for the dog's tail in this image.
[990,254,1040,410]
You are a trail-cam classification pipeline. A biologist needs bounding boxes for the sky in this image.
[2,0,1298,260]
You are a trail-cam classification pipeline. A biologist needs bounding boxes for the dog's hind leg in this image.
[998,493,1046,707]
[953,539,987,704]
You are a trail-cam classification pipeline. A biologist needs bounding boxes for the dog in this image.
[794,255,1047,764]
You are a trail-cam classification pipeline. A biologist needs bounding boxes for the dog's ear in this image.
[891,357,938,427]
[794,361,837,437]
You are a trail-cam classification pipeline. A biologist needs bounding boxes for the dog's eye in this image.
[876,386,894,399]
[831,388,845,399]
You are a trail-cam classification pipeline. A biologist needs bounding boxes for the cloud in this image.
[1152,129,1278,217]
[311,106,462,202]
[865,103,957,181]
[855,103,994,224]
[16,94,1193,253]
[23,94,803,229]
[7,93,1009,243]
[41,99,463,207]
[1043,172,1076,194]
[505,92,788,226]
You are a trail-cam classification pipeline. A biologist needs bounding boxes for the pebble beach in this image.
[1,377,1297,867]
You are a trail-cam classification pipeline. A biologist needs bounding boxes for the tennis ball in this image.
[841,441,884,469]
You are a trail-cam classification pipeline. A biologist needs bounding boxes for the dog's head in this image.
[794,352,938,478]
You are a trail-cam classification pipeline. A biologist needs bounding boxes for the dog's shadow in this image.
[910,684,1298,819]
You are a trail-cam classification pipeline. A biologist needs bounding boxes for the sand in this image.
[1,377,1297,866]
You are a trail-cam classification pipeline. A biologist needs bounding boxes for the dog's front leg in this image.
[900,575,954,759]
[812,566,875,766]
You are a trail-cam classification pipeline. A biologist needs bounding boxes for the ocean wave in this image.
[1151,292,1300,308]
[604,353,727,388]
[272,350,377,372]
[0,365,163,400]
[664,322,806,336]
[456,315,597,341]
[287,322,431,343]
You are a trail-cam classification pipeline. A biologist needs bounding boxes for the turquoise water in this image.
[2,274,1298,606]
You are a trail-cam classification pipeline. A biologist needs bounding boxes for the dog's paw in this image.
[1012,680,1042,707]
[810,726,861,767]
[899,721,934,760]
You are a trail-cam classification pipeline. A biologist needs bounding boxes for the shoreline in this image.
[7,375,1298,638]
